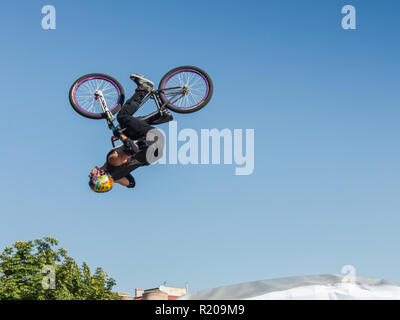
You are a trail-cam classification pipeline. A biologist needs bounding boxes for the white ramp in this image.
[178,274,400,300]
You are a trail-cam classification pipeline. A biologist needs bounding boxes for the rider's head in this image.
[88,166,114,193]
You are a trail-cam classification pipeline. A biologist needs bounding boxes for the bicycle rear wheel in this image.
[158,66,213,114]
[69,73,125,119]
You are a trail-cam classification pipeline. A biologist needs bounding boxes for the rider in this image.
[88,74,172,193]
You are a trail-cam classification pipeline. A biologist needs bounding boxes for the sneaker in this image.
[130,74,154,91]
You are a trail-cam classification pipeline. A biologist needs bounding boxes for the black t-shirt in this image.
[105,145,148,181]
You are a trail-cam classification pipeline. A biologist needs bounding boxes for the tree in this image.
[0,237,120,300]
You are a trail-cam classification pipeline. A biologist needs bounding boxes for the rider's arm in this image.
[125,173,136,188]
[114,175,135,188]
[119,133,140,155]
[114,177,129,187]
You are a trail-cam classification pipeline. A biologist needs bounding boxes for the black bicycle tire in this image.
[68,73,125,119]
[158,66,213,114]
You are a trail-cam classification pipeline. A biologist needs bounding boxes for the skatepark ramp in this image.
[178,274,400,300]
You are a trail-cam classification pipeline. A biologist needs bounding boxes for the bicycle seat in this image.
[135,110,160,124]
[135,115,149,121]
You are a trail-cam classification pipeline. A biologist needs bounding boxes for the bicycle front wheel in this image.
[158,66,213,114]
[69,73,125,119]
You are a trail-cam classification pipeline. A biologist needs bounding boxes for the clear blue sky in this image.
[0,0,399,294]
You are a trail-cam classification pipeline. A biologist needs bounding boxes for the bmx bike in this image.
[68,66,213,146]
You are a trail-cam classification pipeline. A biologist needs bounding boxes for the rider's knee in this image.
[116,111,127,125]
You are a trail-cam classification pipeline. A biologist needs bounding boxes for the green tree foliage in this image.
[0,237,120,300]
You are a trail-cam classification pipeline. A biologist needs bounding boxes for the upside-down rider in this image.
[88,74,172,193]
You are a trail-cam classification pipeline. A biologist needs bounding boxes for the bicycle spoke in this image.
[189,91,198,104]
[74,77,121,114]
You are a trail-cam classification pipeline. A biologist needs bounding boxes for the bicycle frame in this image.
[94,86,186,148]
[139,87,187,113]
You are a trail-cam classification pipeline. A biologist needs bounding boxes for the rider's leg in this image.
[117,89,154,140]
[148,110,173,125]
[143,112,173,125]
[128,74,173,125]
[118,88,147,117]
[136,110,173,125]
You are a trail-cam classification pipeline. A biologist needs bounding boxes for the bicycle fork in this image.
[94,90,116,130]
[94,90,122,148]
